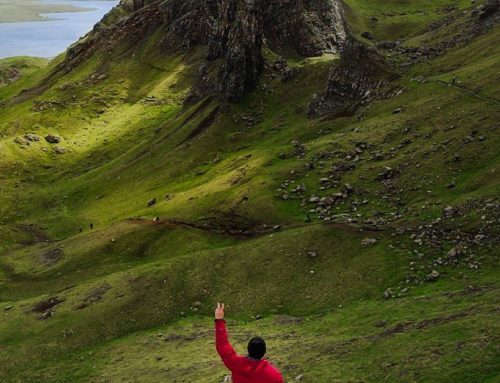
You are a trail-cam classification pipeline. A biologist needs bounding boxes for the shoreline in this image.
[0,0,92,23]
[0,0,118,59]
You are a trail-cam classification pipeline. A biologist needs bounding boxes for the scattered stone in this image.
[40,310,54,320]
[383,289,394,299]
[32,297,64,313]
[295,375,304,382]
[426,270,440,282]
[44,134,61,144]
[446,247,459,259]
[32,100,65,112]
[53,147,67,154]
[24,133,40,142]
[148,198,157,207]
[4,305,12,311]
[307,250,318,258]
[442,206,456,218]
[319,178,330,185]
[361,238,378,245]
[63,329,74,337]
[377,166,400,181]
[13,137,28,145]
[374,320,388,328]
[361,31,374,40]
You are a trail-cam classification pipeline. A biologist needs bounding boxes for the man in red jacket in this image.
[215,303,284,383]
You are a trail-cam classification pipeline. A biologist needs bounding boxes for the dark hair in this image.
[248,337,266,359]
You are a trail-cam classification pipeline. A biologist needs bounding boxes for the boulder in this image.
[426,270,440,282]
[361,238,378,245]
[13,137,28,145]
[44,134,61,144]
[24,133,40,142]
[442,206,456,218]
[361,31,374,40]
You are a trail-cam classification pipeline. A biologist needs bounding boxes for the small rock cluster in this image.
[12,133,67,154]
[31,100,65,112]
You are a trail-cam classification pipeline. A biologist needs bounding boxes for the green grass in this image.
[343,0,478,41]
[0,1,498,382]
[0,56,49,97]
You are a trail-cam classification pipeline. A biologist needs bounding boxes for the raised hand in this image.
[215,302,225,320]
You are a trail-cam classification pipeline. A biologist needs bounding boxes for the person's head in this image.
[247,336,266,360]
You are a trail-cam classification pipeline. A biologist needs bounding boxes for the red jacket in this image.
[215,320,284,383]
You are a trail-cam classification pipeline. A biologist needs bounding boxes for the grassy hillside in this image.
[0,1,499,382]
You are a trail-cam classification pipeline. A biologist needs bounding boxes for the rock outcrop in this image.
[477,0,500,19]
[307,41,399,118]
[62,0,347,103]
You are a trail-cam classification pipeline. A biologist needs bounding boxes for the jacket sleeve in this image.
[272,366,285,383]
[215,319,240,371]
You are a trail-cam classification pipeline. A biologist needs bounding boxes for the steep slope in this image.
[0,0,499,382]
[61,0,347,103]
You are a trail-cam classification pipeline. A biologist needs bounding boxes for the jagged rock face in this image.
[307,42,398,118]
[191,0,265,103]
[194,0,347,102]
[264,0,346,56]
[62,0,347,103]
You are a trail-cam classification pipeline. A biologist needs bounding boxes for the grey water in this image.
[0,0,119,59]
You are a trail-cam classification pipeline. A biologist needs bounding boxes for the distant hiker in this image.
[214,303,284,383]
[452,75,457,85]
[79,227,83,233]
[90,222,94,230]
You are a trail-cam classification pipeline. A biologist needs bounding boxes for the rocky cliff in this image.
[63,0,347,103]
[307,41,398,117]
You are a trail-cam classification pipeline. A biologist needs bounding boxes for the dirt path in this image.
[435,79,500,106]
[127,217,384,238]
